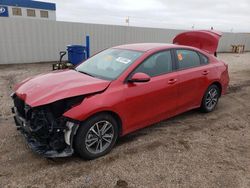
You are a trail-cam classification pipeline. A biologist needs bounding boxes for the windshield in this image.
[75,48,143,80]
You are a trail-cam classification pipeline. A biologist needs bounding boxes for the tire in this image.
[74,113,119,160]
[200,84,220,113]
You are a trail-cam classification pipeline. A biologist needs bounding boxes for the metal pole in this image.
[86,35,90,58]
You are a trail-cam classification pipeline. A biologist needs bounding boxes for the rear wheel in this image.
[74,113,118,160]
[201,85,220,113]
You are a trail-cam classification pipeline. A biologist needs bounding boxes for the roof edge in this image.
[0,0,56,11]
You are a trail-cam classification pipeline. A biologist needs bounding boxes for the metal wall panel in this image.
[0,18,250,64]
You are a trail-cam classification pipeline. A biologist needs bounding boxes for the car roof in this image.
[114,43,180,52]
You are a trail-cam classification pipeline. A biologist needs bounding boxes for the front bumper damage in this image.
[11,94,79,158]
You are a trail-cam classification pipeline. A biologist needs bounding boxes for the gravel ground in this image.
[0,53,250,188]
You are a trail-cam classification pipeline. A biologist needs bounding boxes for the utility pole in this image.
[125,16,130,26]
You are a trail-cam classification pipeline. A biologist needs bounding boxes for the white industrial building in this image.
[0,1,249,64]
[0,0,56,20]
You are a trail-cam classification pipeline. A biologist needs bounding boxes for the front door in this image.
[121,50,179,133]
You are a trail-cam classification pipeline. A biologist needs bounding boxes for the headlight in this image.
[50,95,85,118]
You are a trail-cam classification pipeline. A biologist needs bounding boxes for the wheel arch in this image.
[210,81,222,97]
[200,81,222,107]
[80,110,123,137]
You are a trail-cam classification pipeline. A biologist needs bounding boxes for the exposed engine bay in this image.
[11,93,84,157]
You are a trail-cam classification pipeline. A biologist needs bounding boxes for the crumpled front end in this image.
[11,93,80,158]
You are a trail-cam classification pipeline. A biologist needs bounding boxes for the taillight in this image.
[225,63,228,70]
[220,60,228,69]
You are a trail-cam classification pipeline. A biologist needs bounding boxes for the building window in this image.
[12,8,22,16]
[27,9,36,17]
[40,10,48,18]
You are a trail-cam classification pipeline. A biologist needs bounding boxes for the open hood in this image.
[173,30,222,55]
[14,70,111,107]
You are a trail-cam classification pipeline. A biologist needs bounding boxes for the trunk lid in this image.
[173,30,222,55]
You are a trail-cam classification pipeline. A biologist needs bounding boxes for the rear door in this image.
[174,49,211,113]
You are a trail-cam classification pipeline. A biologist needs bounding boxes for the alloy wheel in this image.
[205,88,218,110]
[85,120,114,155]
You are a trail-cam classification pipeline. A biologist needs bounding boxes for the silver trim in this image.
[64,122,75,145]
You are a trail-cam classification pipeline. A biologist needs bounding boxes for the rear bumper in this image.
[221,63,230,95]
[221,84,229,95]
[12,107,78,158]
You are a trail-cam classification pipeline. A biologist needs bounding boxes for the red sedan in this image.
[12,30,229,159]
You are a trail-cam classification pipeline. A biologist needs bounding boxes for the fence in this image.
[0,18,250,64]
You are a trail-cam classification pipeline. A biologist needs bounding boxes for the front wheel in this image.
[200,85,220,113]
[74,113,119,160]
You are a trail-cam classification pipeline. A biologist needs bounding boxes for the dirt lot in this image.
[0,53,250,188]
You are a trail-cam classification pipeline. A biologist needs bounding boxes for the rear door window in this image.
[176,50,201,70]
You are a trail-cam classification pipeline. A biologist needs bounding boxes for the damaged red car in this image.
[12,30,229,159]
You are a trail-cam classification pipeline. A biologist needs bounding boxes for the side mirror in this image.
[129,72,151,83]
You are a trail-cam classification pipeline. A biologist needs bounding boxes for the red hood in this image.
[173,30,222,54]
[14,70,111,107]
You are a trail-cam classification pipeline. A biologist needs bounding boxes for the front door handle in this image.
[168,78,178,84]
[202,70,209,75]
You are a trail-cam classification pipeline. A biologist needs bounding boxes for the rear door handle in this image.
[168,78,178,84]
[202,70,209,75]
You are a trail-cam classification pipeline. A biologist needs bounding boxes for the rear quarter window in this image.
[199,53,209,65]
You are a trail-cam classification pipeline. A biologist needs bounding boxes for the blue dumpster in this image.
[67,45,86,65]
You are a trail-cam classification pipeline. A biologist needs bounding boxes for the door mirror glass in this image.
[129,72,151,83]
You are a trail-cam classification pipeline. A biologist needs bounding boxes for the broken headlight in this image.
[49,95,85,118]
